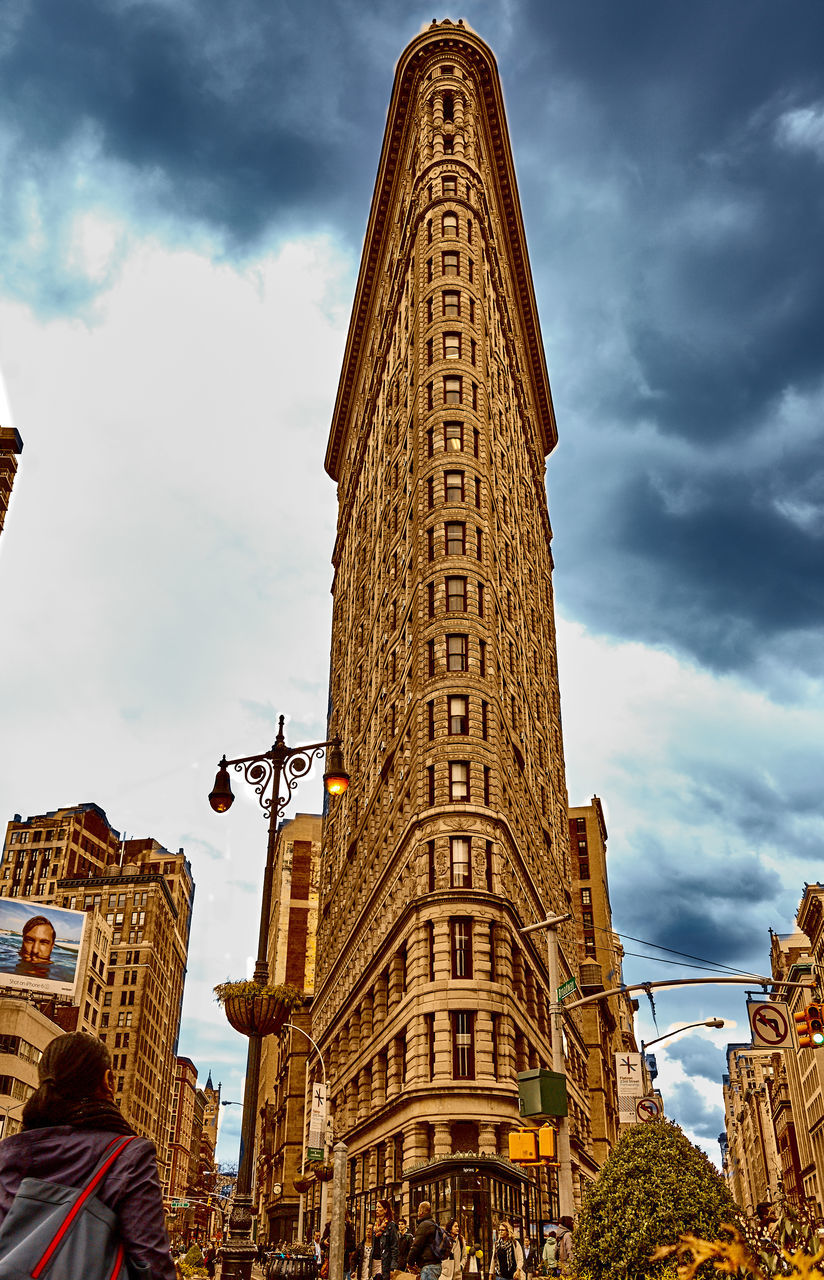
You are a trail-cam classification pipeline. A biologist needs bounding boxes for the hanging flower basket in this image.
[311,1163,334,1182]
[214,981,303,1038]
[293,1176,313,1194]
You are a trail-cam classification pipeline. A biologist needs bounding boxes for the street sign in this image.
[748,1000,793,1050]
[557,977,577,1001]
[307,1147,324,1162]
[636,1096,662,1123]
[308,1082,327,1155]
[615,1052,644,1123]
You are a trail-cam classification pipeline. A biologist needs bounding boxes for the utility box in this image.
[517,1069,568,1118]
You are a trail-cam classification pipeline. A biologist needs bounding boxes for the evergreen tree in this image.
[574,1118,734,1279]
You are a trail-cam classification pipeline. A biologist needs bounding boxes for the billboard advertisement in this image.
[0,901,87,1000]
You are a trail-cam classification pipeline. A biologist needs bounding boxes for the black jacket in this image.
[398,1231,414,1271]
[374,1221,399,1279]
[407,1217,438,1267]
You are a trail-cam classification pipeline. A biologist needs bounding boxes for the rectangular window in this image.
[427,700,435,740]
[470,339,476,366]
[445,522,465,555]
[442,252,459,276]
[427,639,436,677]
[491,1014,499,1079]
[426,337,433,366]
[474,476,481,508]
[477,582,484,618]
[452,1012,475,1079]
[427,296,433,324]
[442,176,457,195]
[428,922,436,982]
[443,291,460,318]
[449,761,469,801]
[444,376,462,405]
[483,766,491,806]
[427,581,435,618]
[444,421,463,452]
[428,840,436,892]
[581,888,592,905]
[427,765,435,807]
[443,332,461,360]
[473,427,480,457]
[476,528,483,559]
[427,476,435,509]
[427,527,435,562]
[448,695,468,734]
[427,257,433,283]
[451,919,473,978]
[442,212,458,236]
[479,639,486,677]
[467,218,473,243]
[446,576,467,612]
[426,1012,436,1079]
[579,859,590,879]
[446,634,468,672]
[472,382,478,410]
[481,700,489,739]
[486,839,493,891]
[450,836,471,887]
[445,471,464,502]
[468,257,474,282]
[427,381,434,410]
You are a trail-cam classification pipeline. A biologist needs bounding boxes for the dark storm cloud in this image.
[611,836,782,970]
[664,1035,726,1082]
[666,1078,725,1140]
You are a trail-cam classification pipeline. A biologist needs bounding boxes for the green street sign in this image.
[557,977,577,1001]
[307,1147,324,1162]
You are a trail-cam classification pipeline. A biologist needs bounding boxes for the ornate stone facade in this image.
[313,21,597,1216]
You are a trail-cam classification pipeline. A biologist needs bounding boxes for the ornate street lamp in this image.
[209,714,348,1280]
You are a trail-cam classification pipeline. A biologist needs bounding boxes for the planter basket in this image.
[311,1164,334,1182]
[224,992,293,1037]
[293,1176,313,1194]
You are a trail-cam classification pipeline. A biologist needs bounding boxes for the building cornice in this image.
[325,19,556,481]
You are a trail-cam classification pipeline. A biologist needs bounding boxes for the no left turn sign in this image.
[748,1000,793,1049]
[636,1097,662,1122]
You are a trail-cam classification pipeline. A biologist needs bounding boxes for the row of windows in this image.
[426,291,474,323]
[426,376,479,410]
[427,522,482,560]
[427,694,489,738]
[426,634,487,675]
[427,252,474,283]
[426,333,476,365]
[0,1035,42,1064]
[427,470,481,506]
[425,760,491,806]
[427,212,473,242]
[426,420,480,456]
[427,576,485,617]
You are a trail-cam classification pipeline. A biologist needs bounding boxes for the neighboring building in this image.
[0,998,60,1138]
[312,20,599,1242]
[256,813,323,1243]
[722,1042,782,1216]
[0,424,23,541]
[167,1056,199,1200]
[202,1069,221,1162]
[568,798,638,1164]
[0,807,194,1174]
[767,928,810,1209]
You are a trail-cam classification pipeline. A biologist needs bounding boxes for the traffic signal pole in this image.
[521,915,574,1219]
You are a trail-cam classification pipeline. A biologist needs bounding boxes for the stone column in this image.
[360,993,374,1050]
[387,1038,402,1099]
[432,94,444,158]
[373,1052,387,1110]
[474,1009,494,1081]
[453,95,466,156]
[348,1010,361,1058]
[478,1123,497,1157]
[433,1010,451,1078]
[404,1121,429,1166]
[373,971,389,1030]
[432,1121,452,1159]
[388,952,405,1009]
[357,1067,372,1123]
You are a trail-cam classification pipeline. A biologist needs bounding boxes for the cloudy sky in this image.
[1,0,822,1167]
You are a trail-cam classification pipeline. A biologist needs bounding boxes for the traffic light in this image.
[794,1007,812,1048]
[794,1005,824,1048]
[537,1125,557,1163]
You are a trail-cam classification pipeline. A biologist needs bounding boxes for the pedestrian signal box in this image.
[793,1008,812,1048]
[508,1125,558,1166]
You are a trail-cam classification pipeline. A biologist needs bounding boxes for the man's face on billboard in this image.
[21,923,55,963]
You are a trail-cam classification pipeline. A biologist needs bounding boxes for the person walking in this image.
[541,1232,557,1274]
[488,1222,524,1280]
[373,1199,399,1280]
[352,1223,375,1280]
[397,1217,414,1272]
[443,1218,466,1280]
[0,1031,175,1279]
[407,1201,443,1280]
[553,1218,574,1276]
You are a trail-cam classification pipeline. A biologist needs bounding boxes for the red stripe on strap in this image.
[32,1136,135,1279]
[108,1241,125,1280]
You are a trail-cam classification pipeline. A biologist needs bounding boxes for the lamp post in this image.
[209,715,349,1280]
[282,1022,328,1240]
[641,1019,725,1053]
[520,913,574,1219]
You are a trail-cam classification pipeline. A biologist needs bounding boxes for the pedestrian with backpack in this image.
[407,1201,450,1280]
[0,1030,175,1279]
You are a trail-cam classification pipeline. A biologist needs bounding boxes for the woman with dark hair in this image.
[443,1218,466,1280]
[0,1031,175,1279]
[373,1199,398,1280]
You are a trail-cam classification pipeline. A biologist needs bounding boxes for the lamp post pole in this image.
[640,1019,725,1055]
[209,716,348,1280]
[283,1022,328,1241]
[520,914,574,1219]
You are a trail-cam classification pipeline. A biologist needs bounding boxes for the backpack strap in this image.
[31,1135,138,1279]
